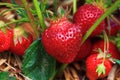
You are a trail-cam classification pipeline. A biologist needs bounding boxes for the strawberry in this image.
[42,17,82,63]
[105,18,120,36]
[86,54,112,80]
[10,27,33,56]
[74,39,92,61]
[0,21,13,52]
[0,29,13,52]
[73,4,105,36]
[92,40,120,59]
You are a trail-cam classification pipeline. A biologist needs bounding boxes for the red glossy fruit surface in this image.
[42,17,82,63]
[86,54,112,80]
[73,4,105,36]
[74,39,92,61]
[0,29,13,52]
[10,27,33,56]
[92,40,120,59]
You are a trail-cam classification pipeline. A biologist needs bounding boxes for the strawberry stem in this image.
[20,0,39,38]
[51,64,68,80]
[106,16,111,36]
[54,0,58,16]
[0,18,28,28]
[86,0,93,3]
[110,15,120,26]
[103,31,109,60]
[73,0,77,14]
[96,62,106,76]
[81,0,120,45]
[33,0,46,32]
[0,3,16,8]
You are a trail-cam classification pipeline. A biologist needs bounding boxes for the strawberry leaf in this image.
[0,72,8,80]
[114,59,120,65]
[11,0,28,18]
[0,72,16,80]
[22,39,56,80]
[115,37,120,52]
[96,63,106,76]
[104,0,112,8]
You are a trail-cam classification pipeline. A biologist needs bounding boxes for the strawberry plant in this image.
[0,0,120,80]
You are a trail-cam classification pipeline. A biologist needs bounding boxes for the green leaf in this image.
[97,48,104,59]
[9,76,16,80]
[96,63,106,76]
[0,72,9,80]
[22,39,56,80]
[10,0,28,18]
[114,59,120,65]
[115,37,120,52]
[0,72,16,80]
[104,0,112,8]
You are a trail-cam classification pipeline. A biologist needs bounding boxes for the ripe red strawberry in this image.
[0,29,13,52]
[42,17,82,63]
[74,39,92,61]
[92,40,120,59]
[73,4,105,36]
[10,27,33,56]
[86,54,112,80]
[105,18,120,36]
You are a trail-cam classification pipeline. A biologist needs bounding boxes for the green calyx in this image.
[97,48,105,59]
[13,27,29,45]
[0,21,6,28]
[14,27,25,37]
[0,21,7,34]
[96,32,110,76]
[115,36,120,52]
[96,63,106,76]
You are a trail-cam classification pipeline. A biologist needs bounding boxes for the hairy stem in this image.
[21,0,39,38]
[33,0,46,32]
[54,0,58,16]
[73,0,77,14]
[1,18,28,27]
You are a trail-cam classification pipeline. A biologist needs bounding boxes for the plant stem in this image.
[73,0,77,14]
[0,19,28,29]
[20,0,39,38]
[81,0,120,45]
[33,0,46,32]
[4,18,28,27]
[51,64,68,80]
[86,0,92,3]
[110,15,120,26]
[54,0,58,16]
[0,3,16,8]
[55,64,68,77]
[42,0,47,11]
